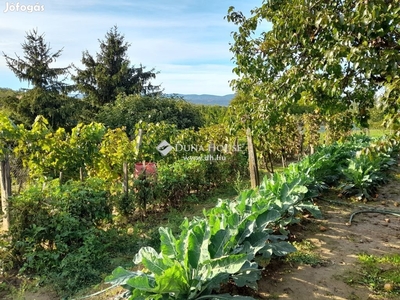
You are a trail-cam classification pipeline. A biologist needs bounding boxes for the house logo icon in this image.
[156,140,174,156]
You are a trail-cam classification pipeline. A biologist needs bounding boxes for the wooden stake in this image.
[1,156,11,232]
[123,162,129,197]
[246,128,260,188]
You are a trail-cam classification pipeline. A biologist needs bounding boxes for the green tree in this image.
[226,0,400,129]
[96,94,204,136]
[72,26,161,109]
[197,104,228,127]
[0,88,21,116]
[2,29,77,129]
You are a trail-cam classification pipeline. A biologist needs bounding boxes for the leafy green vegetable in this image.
[106,219,251,300]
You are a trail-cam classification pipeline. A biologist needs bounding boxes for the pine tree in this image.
[3,29,70,92]
[73,25,161,108]
[3,29,76,129]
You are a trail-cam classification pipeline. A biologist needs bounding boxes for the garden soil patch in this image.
[256,173,400,300]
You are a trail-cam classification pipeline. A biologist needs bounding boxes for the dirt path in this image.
[257,174,400,300]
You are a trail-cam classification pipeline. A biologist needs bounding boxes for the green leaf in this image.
[209,229,235,259]
[177,218,191,267]
[256,209,281,228]
[134,247,172,276]
[245,231,270,249]
[187,220,211,269]
[153,263,189,294]
[159,227,178,259]
[125,272,157,291]
[208,213,223,236]
[297,201,322,219]
[231,261,261,290]
[205,253,248,278]
[267,241,296,257]
[104,266,138,286]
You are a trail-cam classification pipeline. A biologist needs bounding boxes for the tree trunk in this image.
[268,150,274,174]
[262,153,270,173]
[1,156,12,232]
[246,128,260,188]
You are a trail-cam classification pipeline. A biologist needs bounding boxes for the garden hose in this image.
[347,209,400,226]
[69,283,120,300]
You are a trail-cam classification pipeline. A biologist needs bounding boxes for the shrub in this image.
[8,178,113,296]
[154,153,248,208]
[155,159,208,207]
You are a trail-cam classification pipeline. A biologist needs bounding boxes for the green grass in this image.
[352,128,391,138]
[285,240,325,267]
[318,127,389,144]
[258,164,287,179]
[344,253,400,297]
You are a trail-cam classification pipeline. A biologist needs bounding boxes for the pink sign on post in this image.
[134,162,157,178]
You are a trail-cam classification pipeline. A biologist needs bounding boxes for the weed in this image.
[285,240,324,267]
[265,294,280,299]
[344,253,400,297]
[4,277,38,300]
[233,170,251,194]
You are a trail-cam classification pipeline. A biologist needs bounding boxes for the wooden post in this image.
[310,144,315,155]
[298,127,304,161]
[246,128,260,188]
[281,148,287,168]
[136,129,143,154]
[79,167,84,181]
[123,162,129,198]
[1,155,12,232]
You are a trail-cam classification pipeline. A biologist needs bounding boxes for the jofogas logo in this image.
[156,141,242,157]
[3,2,45,13]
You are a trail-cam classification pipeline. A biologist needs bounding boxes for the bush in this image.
[153,152,248,208]
[208,151,249,186]
[8,178,113,296]
[112,151,249,216]
[155,159,208,207]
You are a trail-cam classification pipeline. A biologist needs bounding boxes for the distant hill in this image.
[176,94,235,106]
[67,92,236,106]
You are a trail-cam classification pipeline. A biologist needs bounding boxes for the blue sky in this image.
[1,0,270,95]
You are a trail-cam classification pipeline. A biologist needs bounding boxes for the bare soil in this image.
[255,172,400,300]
